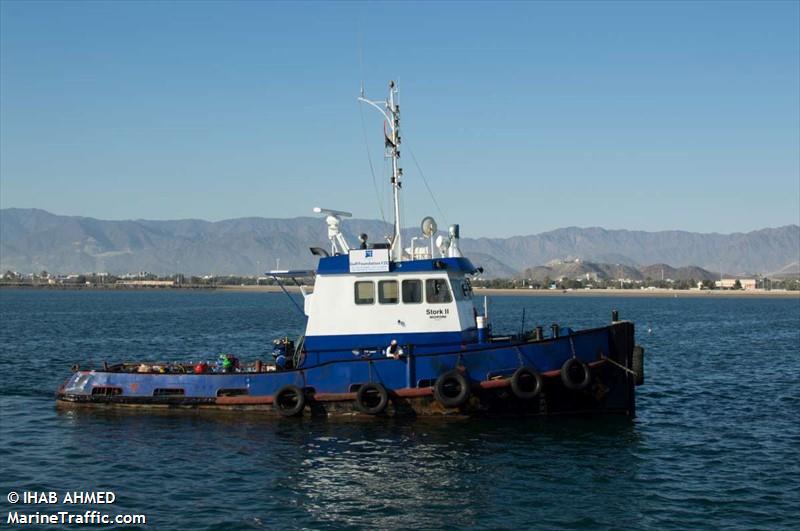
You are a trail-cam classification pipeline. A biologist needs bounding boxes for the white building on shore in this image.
[715,278,757,290]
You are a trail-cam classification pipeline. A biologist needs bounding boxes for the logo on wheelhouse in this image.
[349,248,390,273]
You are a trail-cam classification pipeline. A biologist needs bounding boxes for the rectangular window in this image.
[91,386,122,396]
[378,280,399,304]
[426,278,452,303]
[217,388,249,397]
[354,281,375,304]
[402,279,423,303]
[452,277,473,301]
[153,388,185,396]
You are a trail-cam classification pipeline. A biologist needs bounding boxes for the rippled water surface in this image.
[1,289,799,530]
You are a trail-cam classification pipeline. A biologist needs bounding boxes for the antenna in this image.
[358,81,403,262]
[313,207,352,255]
[313,207,352,218]
[357,28,365,98]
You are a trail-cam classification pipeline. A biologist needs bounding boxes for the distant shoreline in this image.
[221,286,800,297]
[473,287,800,298]
[2,284,798,298]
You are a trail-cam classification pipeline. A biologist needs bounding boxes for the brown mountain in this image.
[1,208,797,277]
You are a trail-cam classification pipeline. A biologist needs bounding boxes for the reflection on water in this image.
[50,405,641,529]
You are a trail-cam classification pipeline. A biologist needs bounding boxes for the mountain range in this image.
[1,208,798,277]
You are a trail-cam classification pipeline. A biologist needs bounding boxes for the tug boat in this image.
[56,81,644,418]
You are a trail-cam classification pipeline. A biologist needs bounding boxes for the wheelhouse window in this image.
[378,280,399,304]
[426,278,452,303]
[354,281,375,304]
[402,279,423,303]
[452,277,473,301]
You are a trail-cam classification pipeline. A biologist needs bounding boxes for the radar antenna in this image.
[313,207,352,255]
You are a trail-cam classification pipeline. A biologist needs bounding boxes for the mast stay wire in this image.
[403,135,448,230]
[358,103,387,225]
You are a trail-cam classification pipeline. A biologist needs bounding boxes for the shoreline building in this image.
[716,278,757,290]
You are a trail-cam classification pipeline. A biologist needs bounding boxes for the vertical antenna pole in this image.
[388,80,403,261]
[357,80,403,261]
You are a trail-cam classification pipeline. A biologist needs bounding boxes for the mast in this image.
[359,80,404,261]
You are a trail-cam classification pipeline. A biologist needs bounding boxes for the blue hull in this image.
[57,322,639,417]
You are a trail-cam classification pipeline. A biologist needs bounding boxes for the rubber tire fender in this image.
[434,369,471,408]
[560,358,592,391]
[355,382,389,415]
[273,384,306,417]
[510,367,543,400]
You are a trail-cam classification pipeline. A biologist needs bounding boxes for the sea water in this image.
[1,290,798,529]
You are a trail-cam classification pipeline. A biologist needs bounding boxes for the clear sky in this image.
[1,1,798,237]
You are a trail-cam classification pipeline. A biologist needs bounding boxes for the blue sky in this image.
[1,1,798,237]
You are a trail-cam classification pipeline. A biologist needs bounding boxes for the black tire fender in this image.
[434,369,470,408]
[510,367,543,399]
[355,382,389,415]
[560,358,592,391]
[273,384,306,417]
